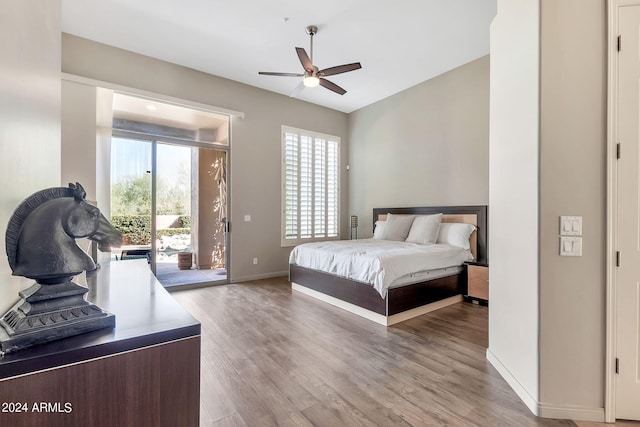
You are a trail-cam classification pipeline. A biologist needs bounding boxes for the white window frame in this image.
[281,125,341,247]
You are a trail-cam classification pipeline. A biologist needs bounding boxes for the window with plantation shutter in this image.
[282,126,340,246]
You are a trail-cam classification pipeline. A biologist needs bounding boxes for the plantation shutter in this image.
[282,126,340,246]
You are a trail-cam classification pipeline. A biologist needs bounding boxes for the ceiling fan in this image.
[259,25,362,96]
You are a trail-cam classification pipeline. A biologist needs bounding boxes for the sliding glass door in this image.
[111,136,228,288]
[110,137,153,252]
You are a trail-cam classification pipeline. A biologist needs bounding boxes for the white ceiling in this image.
[61,0,496,114]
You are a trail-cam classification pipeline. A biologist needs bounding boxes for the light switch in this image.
[572,220,580,233]
[244,215,251,222]
[560,236,582,256]
[560,216,582,236]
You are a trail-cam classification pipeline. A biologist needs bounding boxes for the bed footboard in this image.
[290,264,466,317]
[387,272,466,315]
[290,264,386,315]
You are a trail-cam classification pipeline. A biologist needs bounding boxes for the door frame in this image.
[61,73,243,285]
[605,0,640,422]
[111,130,231,287]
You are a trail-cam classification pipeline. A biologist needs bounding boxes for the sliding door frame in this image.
[112,129,231,286]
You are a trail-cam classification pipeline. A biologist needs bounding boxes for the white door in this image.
[616,4,640,420]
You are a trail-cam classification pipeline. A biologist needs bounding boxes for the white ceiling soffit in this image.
[112,93,229,131]
[61,0,496,114]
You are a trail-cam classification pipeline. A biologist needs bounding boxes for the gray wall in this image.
[348,56,489,236]
[539,0,606,411]
[61,34,349,282]
[0,0,62,313]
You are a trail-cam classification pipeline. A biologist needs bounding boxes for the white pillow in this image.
[380,214,415,241]
[436,223,476,249]
[405,214,443,245]
[373,220,386,239]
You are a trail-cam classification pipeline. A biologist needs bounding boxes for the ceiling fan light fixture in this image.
[258,25,361,96]
[303,75,320,88]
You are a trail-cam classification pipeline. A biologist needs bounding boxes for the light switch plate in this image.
[560,216,582,236]
[244,215,251,222]
[560,236,582,256]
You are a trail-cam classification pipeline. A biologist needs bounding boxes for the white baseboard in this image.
[292,282,462,326]
[486,349,605,422]
[486,349,540,416]
[538,403,604,422]
[231,271,288,283]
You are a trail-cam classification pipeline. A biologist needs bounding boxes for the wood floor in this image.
[171,277,577,427]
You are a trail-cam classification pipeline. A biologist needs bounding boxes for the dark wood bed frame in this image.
[289,205,488,325]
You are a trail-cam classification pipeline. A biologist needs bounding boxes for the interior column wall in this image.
[0,0,62,313]
[487,0,541,413]
[96,88,114,221]
[62,80,98,202]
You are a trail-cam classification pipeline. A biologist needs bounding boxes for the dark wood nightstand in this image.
[465,261,489,303]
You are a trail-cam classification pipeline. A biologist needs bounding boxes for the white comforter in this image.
[289,239,473,298]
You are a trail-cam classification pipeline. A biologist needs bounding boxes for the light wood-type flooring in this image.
[171,277,639,427]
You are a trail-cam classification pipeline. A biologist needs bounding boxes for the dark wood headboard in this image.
[372,205,488,263]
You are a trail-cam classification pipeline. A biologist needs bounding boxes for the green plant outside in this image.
[111,215,191,246]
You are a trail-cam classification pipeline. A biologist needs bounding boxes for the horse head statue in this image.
[5,182,122,284]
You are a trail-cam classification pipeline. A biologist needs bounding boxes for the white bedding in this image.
[289,238,473,298]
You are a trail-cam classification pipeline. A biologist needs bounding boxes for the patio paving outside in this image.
[112,246,226,288]
[155,261,226,288]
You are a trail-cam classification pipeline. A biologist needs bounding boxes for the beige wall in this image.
[348,56,489,236]
[489,0,608,420]
[61,34,349,282]
[539,0,606,413]
[487,0,541,413]
[0,0,62,313]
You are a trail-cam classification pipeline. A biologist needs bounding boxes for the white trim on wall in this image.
[231,271,289,283]
[61,72,245,119]
[487,350,606,422]
[606,0,618,422]
[538,404,604,423]
[486,349,539,416]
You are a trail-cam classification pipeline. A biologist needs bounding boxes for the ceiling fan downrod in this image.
[306,25,317,64]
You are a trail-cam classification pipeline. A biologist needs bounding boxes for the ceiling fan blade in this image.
[289,81,305,98]
[295,47,313,72]
[319,78,347,95]
[259,71,304,77]
[319,62,362,77]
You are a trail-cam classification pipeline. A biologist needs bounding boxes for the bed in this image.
[289,205,488,325]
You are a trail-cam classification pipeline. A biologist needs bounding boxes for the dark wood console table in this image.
[0,259,201,427]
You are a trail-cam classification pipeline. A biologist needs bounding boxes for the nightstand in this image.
[465,261,489,303]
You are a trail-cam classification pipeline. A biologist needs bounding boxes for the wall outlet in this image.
[244,215,251,222]
[253,257,258,265]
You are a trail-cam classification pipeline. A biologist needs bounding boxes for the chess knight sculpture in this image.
[0,183,122,354]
